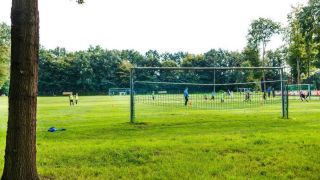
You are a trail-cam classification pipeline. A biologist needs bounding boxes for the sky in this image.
[0,0,308,54]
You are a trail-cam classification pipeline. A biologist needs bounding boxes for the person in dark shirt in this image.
[300,91,308,102]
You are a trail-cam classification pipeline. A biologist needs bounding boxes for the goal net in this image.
[130,67,288,122]
[108,88,130,96]
[287,84,317,100]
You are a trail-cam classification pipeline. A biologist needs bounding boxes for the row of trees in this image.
[0,35,286,95]
[0,2,318,96]
[0,2,319,96]
[37,46,286,95]
[38,47,184,94]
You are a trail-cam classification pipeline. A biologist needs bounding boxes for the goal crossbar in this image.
[134,80,285,86]
[131,66,284,70]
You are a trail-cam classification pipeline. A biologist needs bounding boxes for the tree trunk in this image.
[306,43,311,83]
[1,0,39,179]
[297,58,300,85]
[262,42,267,93]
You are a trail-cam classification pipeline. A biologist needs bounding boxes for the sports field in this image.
[0,96,320,179]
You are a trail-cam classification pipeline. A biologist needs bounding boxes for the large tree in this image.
[2,0,83,179]
[286,5,308,84]
[2,0,40,179]
[297,0,320,79]
[247,17,281,92]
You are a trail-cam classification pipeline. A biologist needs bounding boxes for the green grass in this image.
[0,96,320,179]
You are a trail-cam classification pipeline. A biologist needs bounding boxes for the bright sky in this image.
[0,0,307,54]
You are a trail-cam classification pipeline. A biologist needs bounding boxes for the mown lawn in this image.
[0,96,319,179]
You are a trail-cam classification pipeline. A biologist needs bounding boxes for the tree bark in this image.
[1,0,39,179]
[297,58,300,84]
[262,42,267,93]
[306,43,311,82]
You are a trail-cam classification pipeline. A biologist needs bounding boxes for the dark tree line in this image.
[1,0,319,97]
[36,46,287,95]
[38,47,185,95]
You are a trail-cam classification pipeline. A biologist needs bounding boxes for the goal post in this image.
[130,66,288,123]
[130,68,135,123]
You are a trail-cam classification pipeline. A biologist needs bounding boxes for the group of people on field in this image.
[183,86,280,106]
[69,93,79,106]
[152,86,311,107]
[262,87,276,100]
[183,88,232,106]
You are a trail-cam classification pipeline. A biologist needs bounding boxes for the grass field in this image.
[0,96,320,179]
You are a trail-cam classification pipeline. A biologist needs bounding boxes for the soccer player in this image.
[244,92,251,102]
[152,91,155,100]
[184,88,189,106]
[263,92,266,100]
[211,91,215,100]
[75,93,79,105]
[69,94,74,106]
[221,91,225,103]
[230,90,234,98]
[300,91,308,102]
[267,87,271,98]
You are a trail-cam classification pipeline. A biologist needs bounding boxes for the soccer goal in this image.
[287,84,316,100]
[108,88,130,96]
[129,67,288,123]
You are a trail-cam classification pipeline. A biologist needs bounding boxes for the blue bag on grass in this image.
[48,127,66,132]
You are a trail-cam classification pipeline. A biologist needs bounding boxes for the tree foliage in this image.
[0,23,10,94]
[286,0,320,84]
[246,18,281,92]
[247,18,281,50]
[296,0,320,78]
[1,0,320,95]
[38,46,274,94]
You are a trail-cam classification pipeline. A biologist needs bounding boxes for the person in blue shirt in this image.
[267,87,272,98]
[184,88,189,106]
